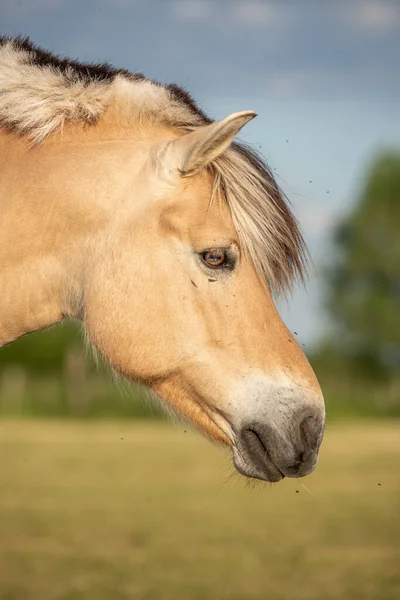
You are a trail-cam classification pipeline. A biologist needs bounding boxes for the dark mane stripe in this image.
[0,35,143,82]
[0,36,211,125]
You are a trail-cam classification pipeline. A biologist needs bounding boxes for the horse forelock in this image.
[210,146,309,295]
[0,35,308,293]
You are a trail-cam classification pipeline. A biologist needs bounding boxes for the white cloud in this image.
[230,1,278,26]
[341,0,400,32]
[170,0,216,22]
[169,0,288,29]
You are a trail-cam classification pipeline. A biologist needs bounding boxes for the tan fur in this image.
[0,40,324,466]
[0,38,306,293]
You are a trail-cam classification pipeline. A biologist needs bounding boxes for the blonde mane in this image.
[0,36,308,293]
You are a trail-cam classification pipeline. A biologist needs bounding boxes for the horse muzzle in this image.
[229,380,325,482]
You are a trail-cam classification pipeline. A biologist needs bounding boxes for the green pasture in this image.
[0,420,399,600]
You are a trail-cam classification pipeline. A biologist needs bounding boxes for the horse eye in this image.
[201,249,227,269]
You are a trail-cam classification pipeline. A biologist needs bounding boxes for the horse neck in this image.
[0,121,170,347]
[0,133,79,345]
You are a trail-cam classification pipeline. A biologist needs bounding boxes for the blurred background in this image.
[0,1,399,599]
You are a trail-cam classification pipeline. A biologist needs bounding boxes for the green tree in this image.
[327,150,400,377]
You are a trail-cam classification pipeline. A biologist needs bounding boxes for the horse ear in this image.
[166,111,257,177]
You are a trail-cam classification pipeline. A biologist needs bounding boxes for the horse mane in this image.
[0,36,308,294]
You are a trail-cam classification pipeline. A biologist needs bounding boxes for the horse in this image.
[0,36,325,482]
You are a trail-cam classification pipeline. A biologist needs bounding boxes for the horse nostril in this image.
[299,415,320,451]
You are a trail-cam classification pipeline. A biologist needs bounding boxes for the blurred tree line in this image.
[311,149,400,417]
[0,322,160,419]
[0,149,399,418]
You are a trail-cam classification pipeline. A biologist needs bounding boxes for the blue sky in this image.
[1,0,399,347]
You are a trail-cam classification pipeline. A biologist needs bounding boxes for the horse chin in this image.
[232,447,285,483]
[151,379,233,447]
[183,405,234,448]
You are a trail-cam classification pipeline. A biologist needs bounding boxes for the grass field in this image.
[0,420,399,600]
